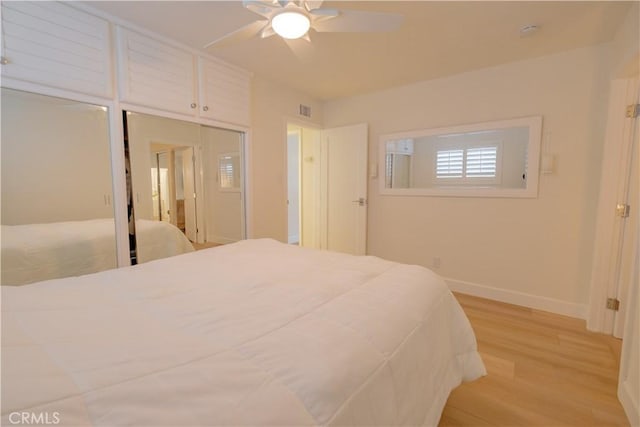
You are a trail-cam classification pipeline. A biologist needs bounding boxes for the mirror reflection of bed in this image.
[0,88,120,286]
[0,89,245,286]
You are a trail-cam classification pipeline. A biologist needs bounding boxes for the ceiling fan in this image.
[204,0,404,49]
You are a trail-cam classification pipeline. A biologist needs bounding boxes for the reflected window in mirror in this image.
[380,116,542,198]
[1,88,116,285]
[218,152,241,191]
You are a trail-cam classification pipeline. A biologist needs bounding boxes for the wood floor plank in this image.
[440,293,630,427]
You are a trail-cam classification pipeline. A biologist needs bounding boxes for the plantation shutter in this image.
[465,146,497,178]
[436,149,464,178]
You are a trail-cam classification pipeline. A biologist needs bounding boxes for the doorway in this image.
[149,144,198,241]
[286,122,368,255]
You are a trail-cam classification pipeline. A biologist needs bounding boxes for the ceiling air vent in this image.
[299,104,311,118]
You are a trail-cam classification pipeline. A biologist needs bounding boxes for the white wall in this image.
[323,44,612,316]
[610,2,639,79]
[1,89,113,225]
[250,76,324,240]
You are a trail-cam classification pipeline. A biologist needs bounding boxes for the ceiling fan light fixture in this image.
[272,11,310,39]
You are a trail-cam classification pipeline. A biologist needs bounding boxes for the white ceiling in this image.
[84,1,632,100]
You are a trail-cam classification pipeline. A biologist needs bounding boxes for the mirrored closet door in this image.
[1,88,116,285]
[124,112,245,264]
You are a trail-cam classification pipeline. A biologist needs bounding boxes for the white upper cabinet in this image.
[117,28,197,116]
[0,2,113,98]
[198,57,251,126]
[117,28,250,126]
[1,2,251,127]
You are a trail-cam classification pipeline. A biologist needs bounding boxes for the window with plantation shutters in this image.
[436,149,464,178]
[435,143,501,185]
[218,153,241,191]
[465,146,497,177]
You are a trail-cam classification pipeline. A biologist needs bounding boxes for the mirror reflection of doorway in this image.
[125,111,246,263]
[150,151,170,223]
[149,144,198,242]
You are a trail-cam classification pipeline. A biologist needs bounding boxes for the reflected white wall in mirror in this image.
[379,116,542,198]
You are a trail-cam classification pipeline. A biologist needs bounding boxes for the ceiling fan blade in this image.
[313,10,404,33]
[203,20,269,49]
[260,23,276,39]
[243,0,281,18]
[303,0,324,11]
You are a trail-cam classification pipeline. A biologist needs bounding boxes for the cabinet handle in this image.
[190,103,197,109]
[203,106,209,112]
[0,57,9,65]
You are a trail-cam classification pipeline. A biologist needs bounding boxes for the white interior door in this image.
[182,147,197,242]
[614,100,639,337]
[588,77,640,335]
[322,123,368,255]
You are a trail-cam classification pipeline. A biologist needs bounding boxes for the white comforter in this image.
[1,239,485,426]
[1,219,194,285]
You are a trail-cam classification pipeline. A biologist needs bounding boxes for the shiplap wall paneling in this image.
[117,28,196,116]
[0,1,112,98]
[198,57,251,126]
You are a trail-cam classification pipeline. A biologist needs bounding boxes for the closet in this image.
[0,1,251,280]
[126,112,245,256]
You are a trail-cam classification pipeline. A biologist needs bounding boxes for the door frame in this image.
[587,76,639,335]
[285,119,323,248]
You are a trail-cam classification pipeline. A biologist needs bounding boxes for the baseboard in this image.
[445,277,588,320]
[619,380,639,427]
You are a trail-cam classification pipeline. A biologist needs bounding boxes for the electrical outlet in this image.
[432,257,441,269]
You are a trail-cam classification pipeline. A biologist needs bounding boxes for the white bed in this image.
[1,239,485,426]
[1,218,194,286]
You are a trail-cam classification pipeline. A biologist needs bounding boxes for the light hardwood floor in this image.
[440,293,630,427]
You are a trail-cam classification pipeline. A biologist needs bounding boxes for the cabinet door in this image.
[117,28,197,116]
[198,57,251,126]
[0,2,112,97]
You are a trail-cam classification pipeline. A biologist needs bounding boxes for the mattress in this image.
[1,239,485,426]
[1,218,194,285]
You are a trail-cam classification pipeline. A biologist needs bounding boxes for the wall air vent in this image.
[299,104,311,118]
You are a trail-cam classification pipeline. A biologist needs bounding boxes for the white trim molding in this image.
[446,277,588,320]
[587,77,639,334]
[618,237,639,426]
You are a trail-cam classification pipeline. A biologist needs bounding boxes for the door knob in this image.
[352,197,366,206]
